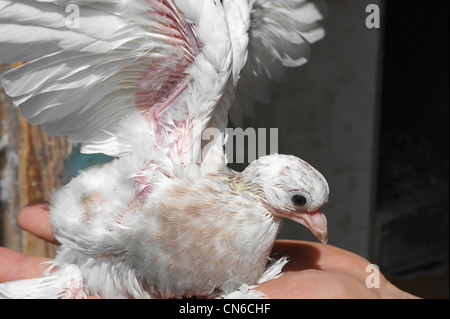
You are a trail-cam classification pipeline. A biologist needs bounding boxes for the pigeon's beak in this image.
[292,210,328,244]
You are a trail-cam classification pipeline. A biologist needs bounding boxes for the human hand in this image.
[0,202,55,284]
[0,203,102,299]
[257,240,419,298]
[0,202,418,299]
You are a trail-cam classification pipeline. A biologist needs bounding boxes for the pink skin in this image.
[63,280,86,299]
[135,1,202,148]
[146,0,201,55]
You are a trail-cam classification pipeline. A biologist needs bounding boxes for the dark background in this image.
[374,0,449,298]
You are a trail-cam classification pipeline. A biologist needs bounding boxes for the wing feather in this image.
[225,0,326,125]
[1,0,323,163]
[0,0,232,162]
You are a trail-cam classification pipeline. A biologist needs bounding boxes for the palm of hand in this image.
[259,241,417,298]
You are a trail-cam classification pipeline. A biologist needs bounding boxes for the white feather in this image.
[226,0,326,125]
[0,264,86,299]
[219,257,289,299]
[1,0,232,160]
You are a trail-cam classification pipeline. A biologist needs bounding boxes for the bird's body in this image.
[54,163,281,298]
[49,117,328,298]
[0,0,328,298]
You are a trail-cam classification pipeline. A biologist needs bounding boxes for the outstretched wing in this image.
[224,0,326,125]
[0,0,232,163]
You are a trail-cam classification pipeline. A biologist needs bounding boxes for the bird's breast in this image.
[133,179,281,297]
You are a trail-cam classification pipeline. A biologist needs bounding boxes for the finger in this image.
[17,202,57,244]
[0,247,51,282]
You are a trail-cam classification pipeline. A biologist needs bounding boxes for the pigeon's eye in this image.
[292,195,307,207]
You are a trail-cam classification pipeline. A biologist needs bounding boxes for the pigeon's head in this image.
[240,154,330,244]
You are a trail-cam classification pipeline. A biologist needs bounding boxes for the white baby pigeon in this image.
[0,0,328,298]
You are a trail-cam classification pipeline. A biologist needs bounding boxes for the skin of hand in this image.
[0,202,419,299]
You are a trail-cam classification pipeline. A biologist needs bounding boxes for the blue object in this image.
[65,144,115,179]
